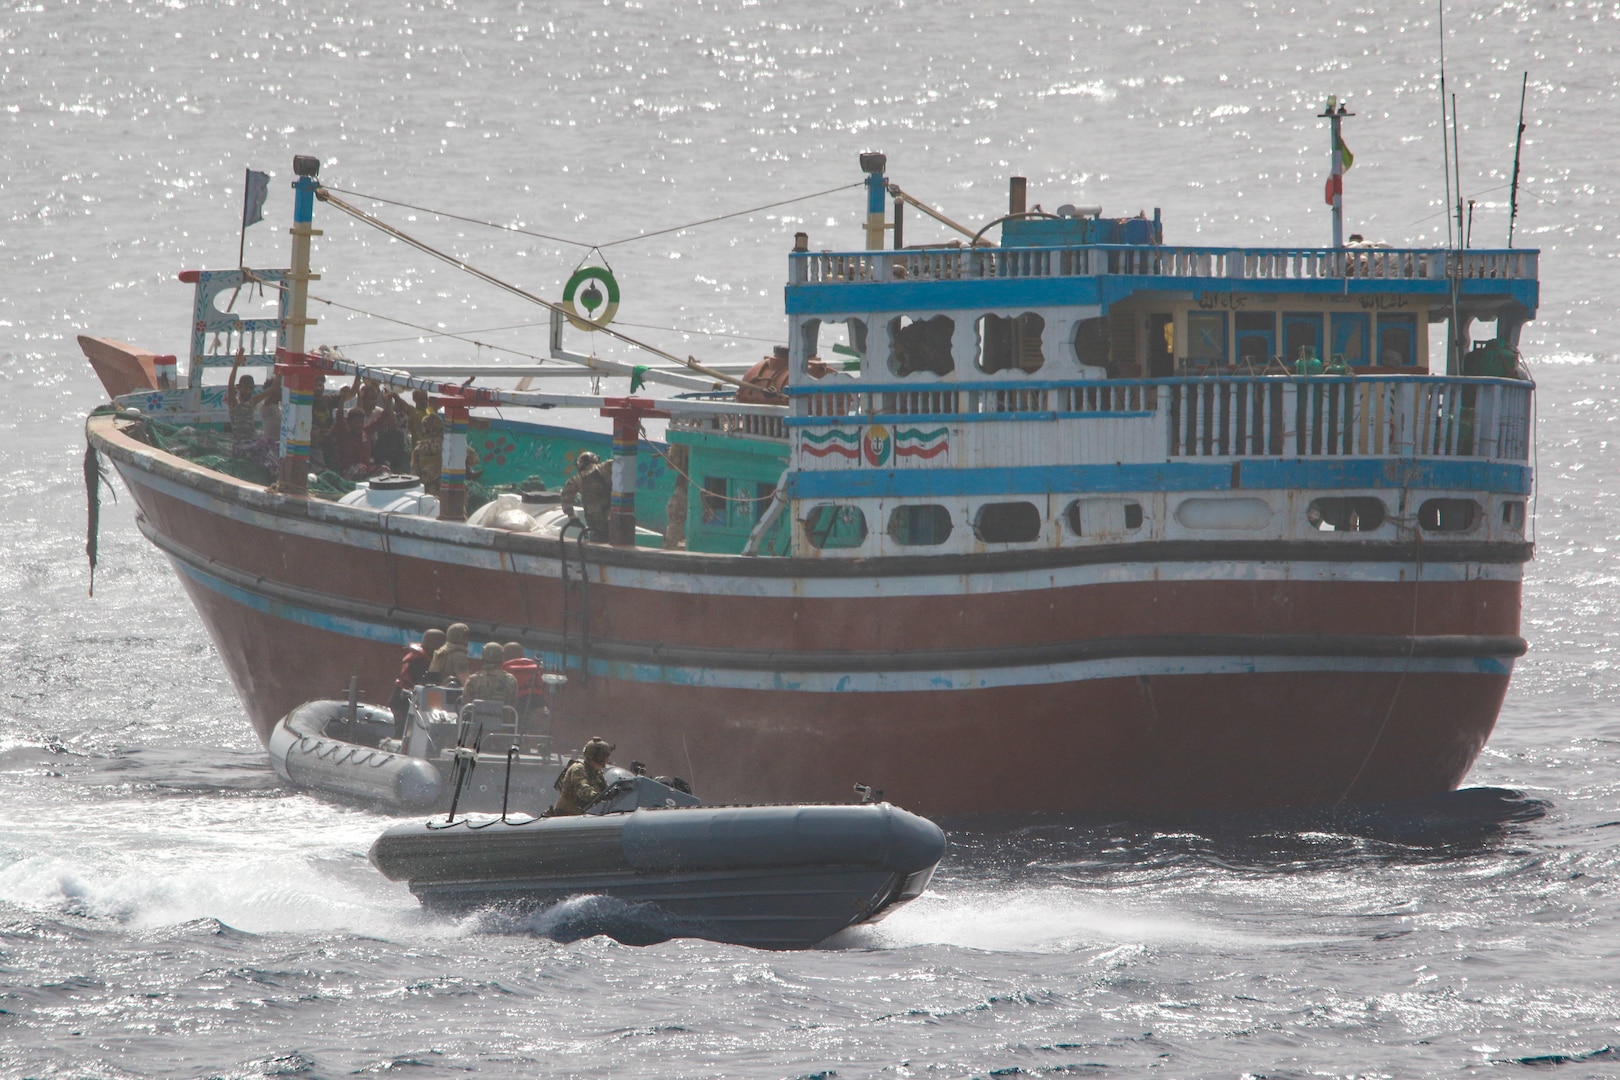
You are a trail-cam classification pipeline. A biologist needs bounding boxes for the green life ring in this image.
[561,266,620,332]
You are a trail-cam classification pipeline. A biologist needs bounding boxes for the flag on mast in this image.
[242,169,271,227]
[1324,135,1353,204]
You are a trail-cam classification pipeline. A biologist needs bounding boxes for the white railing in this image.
[669,411,789,441]
[790,375,1532,464]
[1163,376,1531,461]
[796,381,1158,420]
[793,245,1538,287]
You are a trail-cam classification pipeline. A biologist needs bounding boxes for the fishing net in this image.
[123,412,532,509]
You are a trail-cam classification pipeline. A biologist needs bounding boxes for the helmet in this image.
[575,451,599,469]
[504,642,525,659]
[446,623,470,645]
[582,737,615,764]
[421,628,447,652]
[480,642,503,666]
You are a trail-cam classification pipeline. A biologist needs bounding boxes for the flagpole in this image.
[239,167,251,269]
[1318,96,1353,249]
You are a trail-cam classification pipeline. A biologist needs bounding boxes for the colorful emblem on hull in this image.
[800,429,861,460]
[894,426,949,461]
[862,424,892,467]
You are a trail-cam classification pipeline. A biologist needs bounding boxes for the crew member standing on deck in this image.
[548,737,615,815]
[390,628,446,738]
[662,444,690,550]
[559,451,612,541]
[412,411,445,493]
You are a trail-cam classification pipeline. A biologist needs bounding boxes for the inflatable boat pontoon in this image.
[369,770,947,949]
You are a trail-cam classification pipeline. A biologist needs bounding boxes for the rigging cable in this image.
[315,187,750,391]
[318,181,860,250]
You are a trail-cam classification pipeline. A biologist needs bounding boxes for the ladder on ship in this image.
[558,518,590,685]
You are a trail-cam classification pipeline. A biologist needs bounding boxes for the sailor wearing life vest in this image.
[390,627,446,738]
[501,643,543,725]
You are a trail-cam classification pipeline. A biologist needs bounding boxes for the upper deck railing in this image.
[791,244,1538,287]
[787,374,1533,465]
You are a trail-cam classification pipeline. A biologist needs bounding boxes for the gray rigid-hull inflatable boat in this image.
[368,771,947,950]
[267,694,567,815]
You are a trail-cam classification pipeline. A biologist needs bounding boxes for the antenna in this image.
[1508,72,1529,247]
[1451,92,1465,248]
[1438,0,1454,250]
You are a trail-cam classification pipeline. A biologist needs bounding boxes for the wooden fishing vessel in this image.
[84,116,1538,816]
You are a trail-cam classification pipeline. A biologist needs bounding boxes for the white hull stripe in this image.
[122,463,1524,598]
[171,554,1516,693]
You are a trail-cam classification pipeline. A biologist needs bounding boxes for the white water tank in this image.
[338,474,440,517]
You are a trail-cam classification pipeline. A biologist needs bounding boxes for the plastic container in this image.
[337,474,440,516]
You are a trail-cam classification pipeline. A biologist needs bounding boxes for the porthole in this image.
[803,505,868,549]
[1174,497,1272,531]
[974,501,1042,544]
[1307,497,1387,532]
[1418,498,1479,533]
[1065,498,1144,537]
[887,504,953,546]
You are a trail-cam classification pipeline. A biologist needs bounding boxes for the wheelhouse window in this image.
[1235,312,1276,366]
[1307,497,1386,532]
[1330,312,1369,366]
[887,315,955,377]
[1283,313,1324,365]
[700,477,728,526]
[1073,316,1108,370]
[1185,311,1228,368]
[1377,313,1417,366]
[803,505,868,549]
[974,501,1042,544]
[887,504,953,546]
[976,312,1045,374]
[801,316,868,378]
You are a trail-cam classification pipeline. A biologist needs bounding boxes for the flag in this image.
[1324,135,1352,205]
[242,169,270,227]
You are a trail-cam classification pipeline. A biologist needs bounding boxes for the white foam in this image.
[0,794,464,940]
[839,885,1313,955]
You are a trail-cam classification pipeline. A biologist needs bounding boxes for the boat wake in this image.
[835,885,1299,954]
[470,894,687,947]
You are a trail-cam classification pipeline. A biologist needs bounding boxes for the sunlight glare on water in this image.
[1,1,1618,1076]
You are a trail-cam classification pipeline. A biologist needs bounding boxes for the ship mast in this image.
[1319,96,1353,248]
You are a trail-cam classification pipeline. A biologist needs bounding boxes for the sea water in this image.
[2,1,1618,1076]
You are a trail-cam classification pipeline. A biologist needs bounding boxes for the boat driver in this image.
[548,737,615,816]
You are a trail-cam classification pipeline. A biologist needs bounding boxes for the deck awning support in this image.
[600,397,671,546]
[273,347,324,495]
[432,390,473,522]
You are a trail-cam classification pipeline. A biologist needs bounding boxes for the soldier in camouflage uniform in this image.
[412,411,445,493]
[548,737,615,816]
[559,451,613,541]
[461,642,518,707]
[428,622,471,684]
